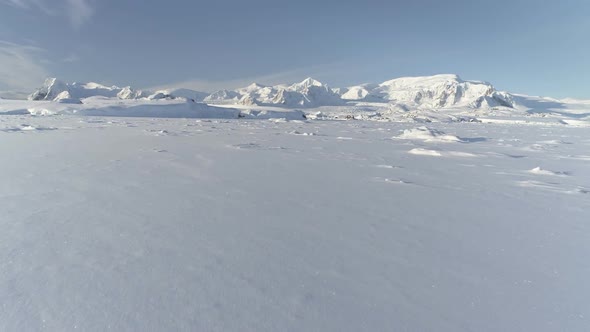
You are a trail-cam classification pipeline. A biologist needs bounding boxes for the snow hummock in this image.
[53,91,82,104]
[408,147,443,156]
[529,167,569,176]
[397,126,464,143]
[340,83,378,101]
[239,109,307,120]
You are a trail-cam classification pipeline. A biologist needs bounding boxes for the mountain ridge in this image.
[22,74,565,111]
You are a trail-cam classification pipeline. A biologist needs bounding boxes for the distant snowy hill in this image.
[155,88,209,102]
[29,78,125,102]
[27,78,208,103]
[205,78,343,108]
[338,74,514,109]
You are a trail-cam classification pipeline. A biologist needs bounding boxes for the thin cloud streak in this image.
[0,0,94,28]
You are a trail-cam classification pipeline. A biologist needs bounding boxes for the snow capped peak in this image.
[25,74,515,110]
[28,78,69,101]
[336,74,513,109]
[301,77,323,86]
[237,83,269,94]
[117,86,148,100]
[289,77,325,91]
[247,82,266,89]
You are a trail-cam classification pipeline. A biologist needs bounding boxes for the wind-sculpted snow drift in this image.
[396,126,464,143]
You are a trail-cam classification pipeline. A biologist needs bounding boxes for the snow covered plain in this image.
[1,73,590,331]
[1,113,589,331]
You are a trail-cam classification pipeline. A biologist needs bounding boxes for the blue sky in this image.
[0,0,589,98]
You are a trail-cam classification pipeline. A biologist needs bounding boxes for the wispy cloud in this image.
[0,0,94,28]
[0,40,49,99]
[62,53,80,63]
[64,0,93,28]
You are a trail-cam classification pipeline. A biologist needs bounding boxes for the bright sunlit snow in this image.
[1,74,589,331]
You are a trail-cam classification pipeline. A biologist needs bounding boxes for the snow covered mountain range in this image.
[204,77,344,108]
[3,74,587,123]
[27,78,209,104]
[26,74,515,110]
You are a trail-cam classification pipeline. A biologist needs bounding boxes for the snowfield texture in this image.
[1,74,589,331]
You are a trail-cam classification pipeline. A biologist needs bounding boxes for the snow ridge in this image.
[23,74,553,114]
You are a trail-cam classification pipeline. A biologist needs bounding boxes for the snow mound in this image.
[397,126,463,142]
[408,148,442,156]
[239,109,307,120]
[147,91,176,100]
[53,91,82,104]
[529,167,569,176]
[340,84,379,101]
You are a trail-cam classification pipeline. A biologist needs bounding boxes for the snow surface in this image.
[1,74,590,331]
[0,112,589,331]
